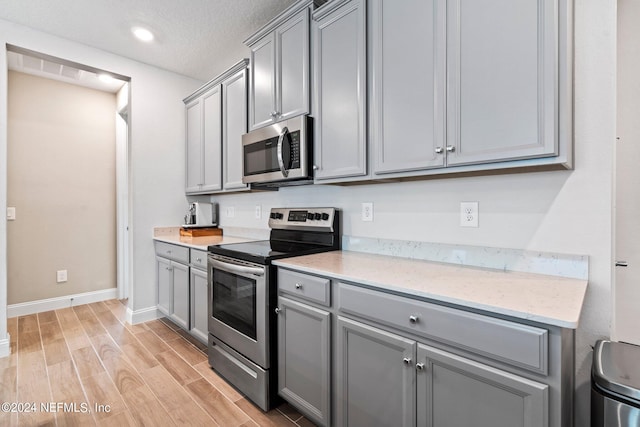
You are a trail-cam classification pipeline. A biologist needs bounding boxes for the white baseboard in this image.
[0,334,10,358]
[127,306,161,325]
[7,288,118,318]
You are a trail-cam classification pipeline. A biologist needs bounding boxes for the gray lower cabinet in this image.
[277,296,331,426]
[155,242,210,342]
[155,253,189,329]
[275,267,569,427]
[336,316,416,427]
[417,344,547,427]
[156,256,172,316]
[170,261,189,329]
[189,266,209,343]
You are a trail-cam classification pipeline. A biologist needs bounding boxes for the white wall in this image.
[212,1,616,423]
[0,19,202,338]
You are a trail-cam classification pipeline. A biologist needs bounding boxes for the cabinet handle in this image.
[435,147,444,154]
[416,363,425,371]
[446,145,455,153]
[295,283,302,290]
[403,357,412,365]
[270,110,279,118]
[409,315,419,324]
[313,165,319,170]
[166,250,172,254]
[196,257,202,263]
[275,307,281,314]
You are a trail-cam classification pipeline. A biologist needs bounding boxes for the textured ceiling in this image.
[0,0,297,81]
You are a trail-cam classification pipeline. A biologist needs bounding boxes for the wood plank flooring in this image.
[0,299,316,426]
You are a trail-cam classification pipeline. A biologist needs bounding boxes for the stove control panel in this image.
[269,207,337,232]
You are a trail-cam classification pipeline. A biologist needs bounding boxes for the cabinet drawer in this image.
[154,241,189,264]
[337,283,548,374]
[278,269,331,307]
[190,249,208,270]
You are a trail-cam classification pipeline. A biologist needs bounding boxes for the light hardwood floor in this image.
[0,299,315,426]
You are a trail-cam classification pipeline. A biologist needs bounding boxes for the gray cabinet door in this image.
[277,297,331,426]
[336,317,416,427]
[190,267,208,344]
[222,68,249,191]
[417,343,548,427]
[446,0,558,166]
[249,34,276,130]
[170,261,189,330]
[370,0,446,175]
[313,0,367,181]
[200,85,223,192]
[156,256,172,316]
[185,98,202,193]
[276,8,310,123]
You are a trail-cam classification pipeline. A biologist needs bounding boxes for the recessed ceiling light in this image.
[132,27,154,42]
[98,74,115,83]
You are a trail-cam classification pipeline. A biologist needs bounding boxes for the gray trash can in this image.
[591,339,640,426]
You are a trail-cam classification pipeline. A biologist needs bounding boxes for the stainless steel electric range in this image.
[207,207,340,411]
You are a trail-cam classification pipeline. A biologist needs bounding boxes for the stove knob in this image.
[314,213,322,220]
[321,213,329,221]
[276,212,284,220]
[270,213,277,219]
[307,212,315,220]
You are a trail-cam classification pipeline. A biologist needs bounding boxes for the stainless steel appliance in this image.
[241,116,313,185]
[207,207,340,411]
[591,339,640,426]
[183,202,218,228]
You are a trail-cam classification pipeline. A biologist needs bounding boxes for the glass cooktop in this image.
[208,240,331,265]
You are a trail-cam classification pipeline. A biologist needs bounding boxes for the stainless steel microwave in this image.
[241,115,312,185]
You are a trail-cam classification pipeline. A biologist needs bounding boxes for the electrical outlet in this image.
[56,270,68,283]
[362,202,374,222]
[255,205,261,220]
[460,202,479,227]
[7,207,16,221]
[226,207,235,218]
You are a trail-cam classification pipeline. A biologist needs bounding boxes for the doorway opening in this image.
[6,45,132,311]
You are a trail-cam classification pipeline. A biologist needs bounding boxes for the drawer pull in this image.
[416,363,425,371]
[295,283,302,290]
[409,315,419,324]
[166,250,172,254]
[196,257,202,262]
[275,307,281,314]
[403,357,412,365]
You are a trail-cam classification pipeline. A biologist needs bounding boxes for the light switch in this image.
[7,207,16,221]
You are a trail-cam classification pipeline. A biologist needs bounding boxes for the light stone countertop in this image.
[274,251,588,329]
[153,227,258,251]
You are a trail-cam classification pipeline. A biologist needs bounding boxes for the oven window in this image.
[212,269,257,340]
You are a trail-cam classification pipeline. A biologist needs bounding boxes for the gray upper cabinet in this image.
[222,67,249,191]
[370,0,446,176]
[417,343,548,427]
[445,0,559,166]
[185,85,223,194]
[336,316,416,427]
[246,1,313,130]
[184,59,249,194]
[313,0,367,181]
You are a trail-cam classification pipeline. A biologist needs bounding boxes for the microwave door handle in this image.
[209,259,265,277]
[277,126,290,178]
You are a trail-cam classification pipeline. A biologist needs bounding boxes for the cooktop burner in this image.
[208,207,341,264]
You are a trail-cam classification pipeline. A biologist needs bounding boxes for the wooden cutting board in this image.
[179,227,223,237]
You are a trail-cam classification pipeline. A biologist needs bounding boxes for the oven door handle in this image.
[210,258,265,277]
[276,126,289,178]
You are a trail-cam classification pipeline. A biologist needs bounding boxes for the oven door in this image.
[207,254,269,368]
